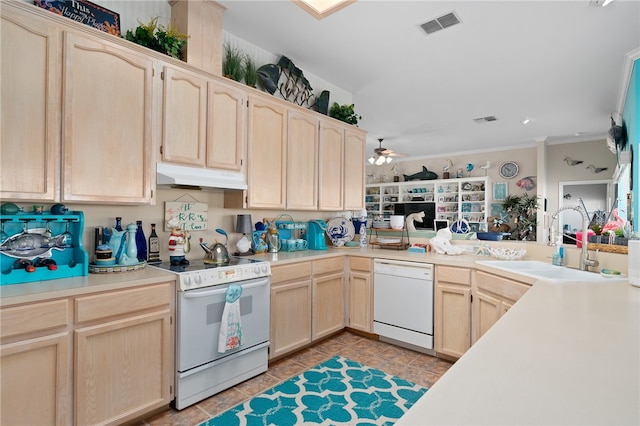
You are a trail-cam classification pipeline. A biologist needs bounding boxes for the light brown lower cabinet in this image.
[270,258,346,359]
[270,262,313,359]
[0,281,174,426]
[435,265,472,359]
[473,270,530,344]
[1,299,70,426]
[347,256,373,333]
[312,258,345,340]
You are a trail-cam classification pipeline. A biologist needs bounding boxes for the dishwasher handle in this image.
[374,259,433,280]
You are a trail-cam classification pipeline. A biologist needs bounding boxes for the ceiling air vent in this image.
[473,116,497,124]
[420,11,461,35]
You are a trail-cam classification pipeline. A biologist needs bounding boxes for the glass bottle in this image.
[148,223,161,263]
[115,217,123,232]
[135,220,147,262]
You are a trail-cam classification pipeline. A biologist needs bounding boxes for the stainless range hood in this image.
[156,163,247,190]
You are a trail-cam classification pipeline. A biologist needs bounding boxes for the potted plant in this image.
[329,103,362,126]
[124,17,188,60]
[589,224,603,244]
[243,54,258,88]
[222,42,244,82]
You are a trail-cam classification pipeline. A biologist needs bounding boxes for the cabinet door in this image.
[62,32,154,204]
[312,272,345,340]
[318,120,345,211]
[1,8,60,202]
[247,96,287,209]
[161,64,207,166]
[287,110,319,210]
[473,290,503,343]
[435,283,471,358]
[207,79,245,171]
[1,333,70,426]
[270,280,312,359]
[343,127,366,209]
[75,310,173,426]
[348,270,373,333]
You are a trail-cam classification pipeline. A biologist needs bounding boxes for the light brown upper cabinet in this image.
[287,109,319,210]
[318,119,345,211]
[246,95,287,209]
[207,79,246,171]
[344,127,366,210]
[160,64,208,167]
[1,6,61,202]
[62,32,154,204]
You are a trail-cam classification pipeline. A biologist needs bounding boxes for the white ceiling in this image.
[219,0,640,160]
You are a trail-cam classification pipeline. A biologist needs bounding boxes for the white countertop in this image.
[397,279,640,425]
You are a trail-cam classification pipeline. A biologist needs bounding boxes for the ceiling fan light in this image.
[368,156,375,164]
[375,156,385,165]
[386,156,393,164]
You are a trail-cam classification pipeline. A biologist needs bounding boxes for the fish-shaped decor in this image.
[0,230,64,260]
[516,176,536,191]
[403,166,439,181]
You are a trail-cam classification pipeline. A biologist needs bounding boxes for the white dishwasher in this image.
[373,259,434,351]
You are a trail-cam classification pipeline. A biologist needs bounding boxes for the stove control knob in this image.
[253,266,261,274]
[261,265,269,273]
[194,273,202,285]
[183,275,191,287]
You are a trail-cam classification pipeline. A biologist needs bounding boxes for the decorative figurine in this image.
[167,218,190,266]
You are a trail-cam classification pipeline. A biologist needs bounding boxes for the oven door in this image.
[177,276,270,372]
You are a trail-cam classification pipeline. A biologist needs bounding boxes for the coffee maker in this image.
[306,220,327,250]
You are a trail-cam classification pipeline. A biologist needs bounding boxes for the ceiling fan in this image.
[368,139,408,165]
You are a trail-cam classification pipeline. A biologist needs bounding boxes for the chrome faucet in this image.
[549,205,599,271]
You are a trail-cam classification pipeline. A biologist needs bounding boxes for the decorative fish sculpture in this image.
[516,176,536,191]
[0,231,64,259]
[403,166,439,181]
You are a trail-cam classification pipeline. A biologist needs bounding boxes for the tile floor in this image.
[141,331,454,425]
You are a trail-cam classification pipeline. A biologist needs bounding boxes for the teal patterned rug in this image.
[200,355,427,426]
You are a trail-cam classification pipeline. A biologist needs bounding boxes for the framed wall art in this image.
[493,182,508,201]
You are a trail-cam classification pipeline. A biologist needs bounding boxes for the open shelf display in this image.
[366,177,488,232]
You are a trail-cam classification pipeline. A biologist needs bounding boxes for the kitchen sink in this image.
[476,260,626,282]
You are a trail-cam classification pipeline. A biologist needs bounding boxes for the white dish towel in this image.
[218,284,243,353]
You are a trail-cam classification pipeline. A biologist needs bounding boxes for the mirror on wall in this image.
[558,180,613,244]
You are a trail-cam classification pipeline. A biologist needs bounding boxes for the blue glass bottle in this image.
[135,220,147,262]
[115,217,123,232]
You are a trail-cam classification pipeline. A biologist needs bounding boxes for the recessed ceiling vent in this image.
[473,115,497,124]
[420,11,461,35]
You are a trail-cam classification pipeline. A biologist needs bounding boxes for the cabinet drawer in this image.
[75,282,173,324]
[349,256,372,272]
[312,257,344,275]
[476,271,530,302]
[271,261,312,284]
[436,266,471,285]
[1,299,69,339]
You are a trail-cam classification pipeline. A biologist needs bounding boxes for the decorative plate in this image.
[326,217,355,246]
[499,161,519,179]
[451,219,470,234]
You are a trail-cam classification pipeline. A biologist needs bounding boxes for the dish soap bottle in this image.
[552,236,564,266]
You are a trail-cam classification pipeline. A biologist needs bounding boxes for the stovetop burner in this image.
[151,257,261,273]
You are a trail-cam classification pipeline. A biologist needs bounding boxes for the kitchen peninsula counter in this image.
[397,278,640,425]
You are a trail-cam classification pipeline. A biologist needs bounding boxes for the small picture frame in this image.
[434,219,449,231]
[493,182,508,201]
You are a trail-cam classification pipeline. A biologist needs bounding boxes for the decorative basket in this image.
[489,247,527,260]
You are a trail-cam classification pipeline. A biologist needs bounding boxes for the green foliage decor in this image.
[244,54,258,88]
[502,194,539,240]
[329,103,362,126]
[222,42,245,82]
[125,17,188,60]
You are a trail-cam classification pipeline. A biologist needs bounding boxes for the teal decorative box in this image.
[0,211,89,285]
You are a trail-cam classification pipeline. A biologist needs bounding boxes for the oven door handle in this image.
[182,278,270,299]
